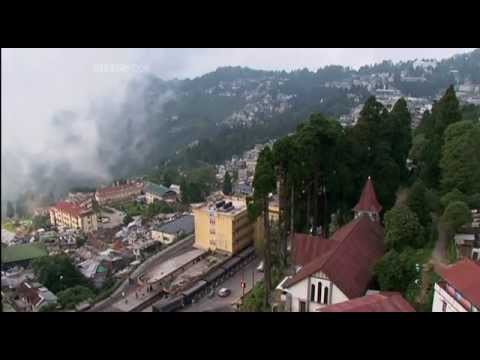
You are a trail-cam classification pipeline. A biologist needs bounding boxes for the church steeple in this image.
[353,176,382,221]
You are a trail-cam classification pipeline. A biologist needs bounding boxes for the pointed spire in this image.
[354,177,382,214]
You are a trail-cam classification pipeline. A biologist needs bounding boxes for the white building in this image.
[277,178,385,312]
[432,259,480,312]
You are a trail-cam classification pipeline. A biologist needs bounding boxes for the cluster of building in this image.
[216,140,276,197]
[339,87,433,128]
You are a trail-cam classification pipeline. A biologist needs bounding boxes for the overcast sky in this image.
[1,48,475,200]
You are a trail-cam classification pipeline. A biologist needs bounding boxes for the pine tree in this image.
[250,147,276,308]
[222,172,232,195]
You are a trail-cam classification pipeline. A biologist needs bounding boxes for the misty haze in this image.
[2,48,479,314]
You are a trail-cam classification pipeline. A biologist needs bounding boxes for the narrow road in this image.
[180,258,264,312]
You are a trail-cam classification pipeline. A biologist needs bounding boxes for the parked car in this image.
[217,288,231,297]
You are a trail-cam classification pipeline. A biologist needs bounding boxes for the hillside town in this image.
[2,49,480,314]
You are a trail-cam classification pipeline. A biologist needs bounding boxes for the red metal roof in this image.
[318,292,415,312]
[96,182,143,197]
[436,259,480,306]
[284,215,385,299]
[291,233,335,266]
[354,177,382,213]
[52,201,89,217]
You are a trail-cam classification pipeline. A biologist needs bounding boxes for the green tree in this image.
[32,215,49,230]
[467,194,480,209]
[374,248,417,293]
[419,86,462,188]
[442,201,472,233]
[440,189,467,209]
[123,213,133,225]
[6,201,15,218]
[250,147,276,307]
[440,121,480,195]
[222,171,232,195]
[407,180,430,227]
[32,255,91,294]
[57,285,95,309]
[389,98,412,182]
[384,206,425,250]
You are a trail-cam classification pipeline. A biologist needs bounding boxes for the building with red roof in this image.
[432,259,480,312]
[354,176,382,221]
[276,177,385,312]
[49,201,97,233]
[95,181,144,206]
[318,292,415,312]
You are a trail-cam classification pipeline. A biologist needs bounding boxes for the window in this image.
[442,301,447,312]
[317,284,322,304]
[299,300,306,312]
[323,287,329,305]
[310,284,316,302]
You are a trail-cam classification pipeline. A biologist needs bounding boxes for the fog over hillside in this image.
[1,48,476,208]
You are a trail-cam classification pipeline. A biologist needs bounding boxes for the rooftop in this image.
[353,177,382,213]
[318,292,415,312]
[144,181,172,197]
[52,201,92,217]
[283,214,384,298]
[154,215,194,235]
[436,259,480,306]
[96,182,143,197]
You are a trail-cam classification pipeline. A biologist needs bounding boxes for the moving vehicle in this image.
[217,288,231,297]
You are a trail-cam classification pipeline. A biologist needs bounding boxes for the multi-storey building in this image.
[193,196,261,255]
[49,201,98,233]
[432,259,479,312]
[95,181,144,205]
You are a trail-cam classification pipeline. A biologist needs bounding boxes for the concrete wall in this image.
[285,274,348,312]
[432,283,468,312]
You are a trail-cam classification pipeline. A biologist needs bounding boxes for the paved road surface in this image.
[180,258,264,312]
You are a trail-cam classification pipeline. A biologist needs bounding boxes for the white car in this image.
[217,288,231,297]
[257,261,264,272]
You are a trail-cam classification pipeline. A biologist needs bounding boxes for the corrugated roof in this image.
[318,292,415,312]
[283,215,384,299]
[144,181,171,197]
[96,182,143,197]
[154,215,194,235]
[353,177,382,213]
[436,259,480,306]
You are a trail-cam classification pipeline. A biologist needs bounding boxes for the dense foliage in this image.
[32,255,91,294]
[384,206,425,250]
[57,285,95,309]
[442,201,472,233]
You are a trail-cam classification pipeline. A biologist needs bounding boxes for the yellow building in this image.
[49,201,98,233]
[193,196,261,255]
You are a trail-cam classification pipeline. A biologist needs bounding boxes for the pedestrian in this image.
[135,292,138,299]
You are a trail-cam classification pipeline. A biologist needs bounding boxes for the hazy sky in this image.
[1,48,475,200]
